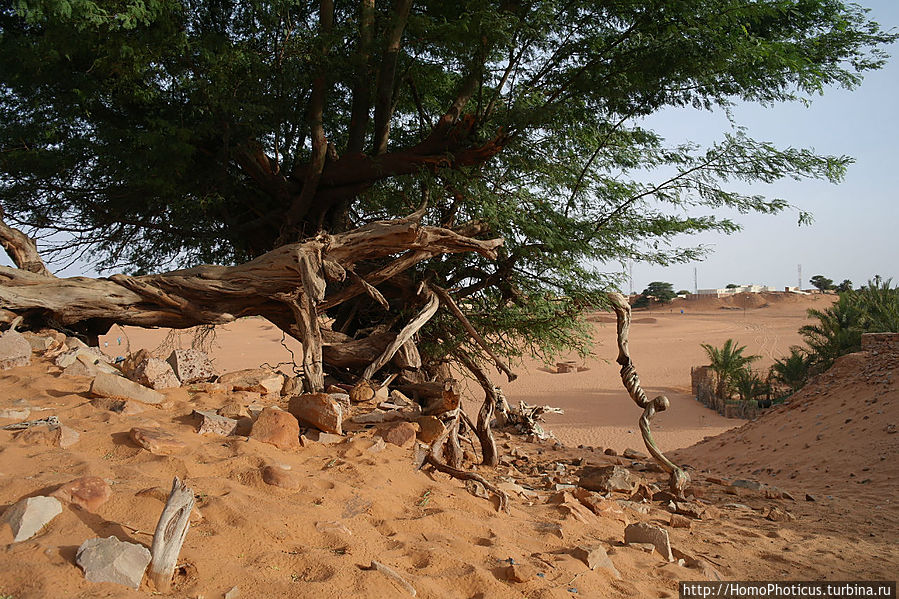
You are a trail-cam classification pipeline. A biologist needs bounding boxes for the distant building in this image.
[695,284,777,298]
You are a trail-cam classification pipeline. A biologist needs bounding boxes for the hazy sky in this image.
[628,0,899,293]
[2,2,897,290]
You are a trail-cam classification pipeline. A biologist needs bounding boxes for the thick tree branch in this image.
[372,0,413,155]
[347,0,375,155]
[0,209,53,277]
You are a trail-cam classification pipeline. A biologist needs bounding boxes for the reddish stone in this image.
[251,407,301,450]
[52,477,112,513]
[382,421,419,447]
[129,427,187,455]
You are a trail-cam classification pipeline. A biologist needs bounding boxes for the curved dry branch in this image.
[607,292,690,495]
[0,210,53,277]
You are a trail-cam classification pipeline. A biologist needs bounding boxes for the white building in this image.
[695,284,777,298]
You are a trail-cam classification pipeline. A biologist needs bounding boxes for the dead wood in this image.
[454,351,499,467]
[149,477,195,593]
[0,210,53,278]
[607,292,690,495]
[361,287,439,380]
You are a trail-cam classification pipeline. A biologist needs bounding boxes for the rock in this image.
[261,464,300,489]
[90,397,145,415]
[0,330,32,370]
[382,421,418,447]
[130,357,181,390]
[388,390,413,406]
[166,348,217,384]
[16,423,62,446]
[0,407,30,420]
[90,372,164,405]
[1,496,62,542]
[556,362,576,374]
[288,393,343,435]
[731,479,764,491]
[578,465,633,493]
[603,448,618,456]
[58,425,80,448]
[224,586,240,599]
[421,381,461,416]
[218,368,284,395]
[329,393,351,412]
[624,522,673,561]
[571,545,620,577]
[765,506,795,522]
[349,380,376,403]
[251,407,301,450]
[367,438,387,454]
[217,402,249,419]
[22,332,57,353]
[622,448,647,460]
[673,501,706,519]
[669,514,692,529]
[51,477,112,513]
[315,520,352,536]
[192,410,239,436]
[302,430,344,445]
[352,411,387,424]
[281,376,303,396]
[504,562,536,583]
[75,536,151,589]
[415,416,445,444]
[805,494,816,502]
[129,427,187,455]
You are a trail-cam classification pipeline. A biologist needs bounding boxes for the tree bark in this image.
[149,477,195,593]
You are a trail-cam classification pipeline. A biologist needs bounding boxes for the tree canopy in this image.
[1,0,895,366]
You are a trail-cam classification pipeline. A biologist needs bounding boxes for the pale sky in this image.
[629,0,898,293]
[2,2,897,290]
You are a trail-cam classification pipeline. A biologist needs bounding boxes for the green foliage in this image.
[1,0,895,364]
[676,290,690,296]
[810,275,835,291]
[642,281,675,303]
[770,347,812,392]
[725,283,739,289]
[632,294,650,309]
[800,279,899,369]
[701,338,761,398]
[732,368,768,402]
[836,279,853,293]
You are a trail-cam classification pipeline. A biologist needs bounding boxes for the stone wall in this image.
[861,333,899,353]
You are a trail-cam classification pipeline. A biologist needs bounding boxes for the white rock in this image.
[0,330,31,370]
[1,495,62,542]
[90,371,164,405]
[76,536,151,589]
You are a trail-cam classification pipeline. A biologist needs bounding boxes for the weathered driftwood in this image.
[0,207,53,277]
[361,287,439,381]
[149,477,195,592]
[0,212,502,391]
[607,292,689,495]
[424,411,509,512]
[454,351,499,467]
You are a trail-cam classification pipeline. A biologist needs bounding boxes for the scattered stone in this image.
[578,465,633,493]
[192,381,227,393]
[329,393,351,412]
[571,545,620,578]
[90,372,164,405]
[302,430,344,445]
[281,376,304,397]
[218,368,284,395]
[130,356,181,390]
[382,421,418,447]
[603,448,618,456]
[52,477,112,513]
[15,423,61,446]
[349,380,376,403]
[622,447,647,460]
[669,514,692,529]
[624,522,673,561]
[765,506,795,522]
[22,332,57,353]
[315,520,352,536]
[805,494,816,502]
[58,425,80,448]
[76,536,151,590]
[351,411,387,424]
[0,407,31,420]
[251,407,301,450]
[224,586,240,599]
[192,410,239,436]
[731,479,764,491]
[90,397,145,415]
[367,438,387,454]
[0,329,32,370]
[166,349,217,384]
[261,464,300,489]
[129,427,187,455]
[673,501,706,519]
[217,402,250,419]
[415,416,445,444]
[288,393,343,434]
[630,483,658,502]
[1,495,62,542]
[388,390,412,406]
[504,562,536,583]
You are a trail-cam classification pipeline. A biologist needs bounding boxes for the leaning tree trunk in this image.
[0,210,501,392]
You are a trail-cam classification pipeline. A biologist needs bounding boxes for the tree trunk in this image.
[0,212,501,392]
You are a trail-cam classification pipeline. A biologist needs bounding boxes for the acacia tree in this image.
[0,1,895,394]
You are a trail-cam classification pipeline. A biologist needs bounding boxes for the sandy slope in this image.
[5,291,896,599]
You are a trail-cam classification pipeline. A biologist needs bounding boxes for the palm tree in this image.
[732,367,769,402]
[701,339,761,399]
[770,347,813,393]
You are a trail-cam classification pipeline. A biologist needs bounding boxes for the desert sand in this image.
[2,291,897,598]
